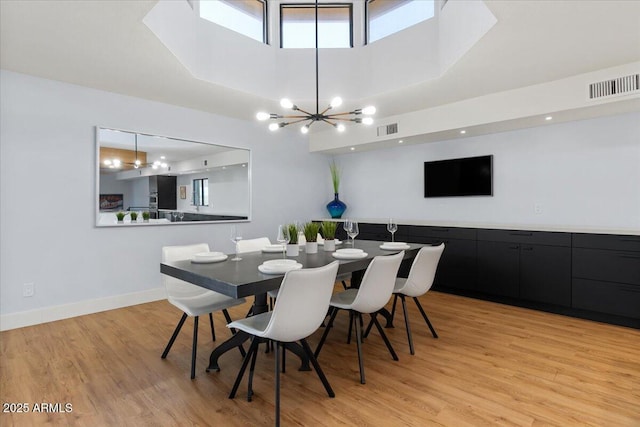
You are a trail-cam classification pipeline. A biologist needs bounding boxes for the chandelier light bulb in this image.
[336,123,346,132]
[103,159,112,166]
[256,112,270,121]
[330,97,343,108]
[362,106,376,115]
[301,124,310,134]
[152,164,158,170]
[269,122,280,131]
[161,162,168,168]
[362,117,374,125]
[134,159,141,166]
[112,159,121,167]
[280,98,294,109]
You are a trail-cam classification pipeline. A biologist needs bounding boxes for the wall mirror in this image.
[96,127,251,227]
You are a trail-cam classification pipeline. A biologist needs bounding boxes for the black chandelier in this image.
[256,0,375,134]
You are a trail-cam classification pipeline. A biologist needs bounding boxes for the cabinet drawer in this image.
[572,233,640,252]
[572,278,640,319]
[403,225,476,241]
[573,248,640,285]
[477,229,570,246]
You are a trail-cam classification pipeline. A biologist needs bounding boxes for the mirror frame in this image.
[95,126,252,227]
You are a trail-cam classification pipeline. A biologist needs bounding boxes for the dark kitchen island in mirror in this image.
[96,127,251,227]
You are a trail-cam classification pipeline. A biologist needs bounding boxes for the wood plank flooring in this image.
[1,290,639,426]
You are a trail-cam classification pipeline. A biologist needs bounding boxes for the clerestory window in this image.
[366,0,434,44]
[200,0,267,43]
[280,3,353,49]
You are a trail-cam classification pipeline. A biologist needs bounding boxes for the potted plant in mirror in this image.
[285,223,299,257]
[130,211,138,222]
[142,211,150,222]
[303,222,320,254]
[321,221,338,251]
[326,160,347,218]
[116,211,126,224]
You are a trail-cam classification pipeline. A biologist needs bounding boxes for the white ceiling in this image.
[1,0,639,124]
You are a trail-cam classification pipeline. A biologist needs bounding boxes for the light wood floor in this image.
[1,290,639,426]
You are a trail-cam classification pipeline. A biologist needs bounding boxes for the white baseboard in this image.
[0,287,167,331]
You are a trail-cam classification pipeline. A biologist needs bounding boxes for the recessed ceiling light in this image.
[350,147,355,151]
[545,116,553,121]
[160,155,166,159]
[398,140,404,144]
[460,130,466,134]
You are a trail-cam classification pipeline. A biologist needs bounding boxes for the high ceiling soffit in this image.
[143,0,496,109]
[0,1,639,123]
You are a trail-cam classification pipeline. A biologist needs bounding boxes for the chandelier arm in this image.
[326,117,355,122]
[326,111,358,117]
[292,106,314,116]
[320,105,332,115]
[320,118,337,126]
[280,114,311,119]
[284,118,311,126]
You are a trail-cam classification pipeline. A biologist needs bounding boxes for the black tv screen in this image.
[424,155,493,197]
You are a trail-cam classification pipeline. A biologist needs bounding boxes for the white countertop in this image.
[316,218,640,236]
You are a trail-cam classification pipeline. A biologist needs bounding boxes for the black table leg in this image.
[207,330,251,372]
[283,342,311,371]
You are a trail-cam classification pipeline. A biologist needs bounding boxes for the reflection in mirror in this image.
[96,127,251,226]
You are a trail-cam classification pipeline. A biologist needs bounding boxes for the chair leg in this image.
[274,340,281,427]
[347,311,354,344]
[281,343,286,373]
[371,313,399,361]
[246,306,253,317]
[413,297,438,338]
[161,312,188,359]
[314,307,339,358]
[229,338,259,399]
[190,316,199,379]
[209,313,215,342]
[341,280,348,290]
[400,295,415,355]
[363,316,374,339]
[222,309,247,358]
[355,312,366,384]
[390,294,399,324]
[300,339,335,398]
[247,339,260,402]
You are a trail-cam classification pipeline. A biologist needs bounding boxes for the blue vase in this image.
[326,193,347,219]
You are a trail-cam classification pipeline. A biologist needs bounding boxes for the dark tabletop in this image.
[160,240,425,299]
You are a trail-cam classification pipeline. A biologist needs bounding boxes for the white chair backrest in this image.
[402,244,445,297]
[237,237,271,253]
[351,251,404,313]
[162,243,211,299]
[263,261,340,342]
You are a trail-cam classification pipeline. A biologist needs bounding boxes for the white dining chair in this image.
[387,244,445,355]
[314,251,404,384]
[237,237,272,253]
[227,261,340,427]
[161,243,247,379]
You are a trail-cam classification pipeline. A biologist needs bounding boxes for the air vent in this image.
[589,74,639,100]
[377,123,398,137]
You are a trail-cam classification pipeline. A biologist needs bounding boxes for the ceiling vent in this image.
[589,74,639,100]
[377,123,398,137]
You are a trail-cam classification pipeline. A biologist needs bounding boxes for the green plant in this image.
[142,211,150,220]
[286,223,299,244]
[130,211,138,221]
[321,221,337,239]
[303,222,320,242]
[329,159,341,194]
[116,211,126,221]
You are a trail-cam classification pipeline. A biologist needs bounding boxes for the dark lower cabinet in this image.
[434,239,477,291]
[520,245,571,306]
[477,241,520,298]
[572,279,640,319]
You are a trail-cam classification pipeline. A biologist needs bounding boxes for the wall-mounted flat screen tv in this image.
[424,155,493,197]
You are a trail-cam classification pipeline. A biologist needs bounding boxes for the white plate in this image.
[191,253,228,263]
[258,262,303,274]
[383,242,408,248]
[332,251,368,260]
[380,244,410,250]
[262,244,286,253]
[318,239,342,245]
[264,259,297,266]
[336,248,364,255]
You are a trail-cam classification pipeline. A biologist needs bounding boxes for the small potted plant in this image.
[142,211,150,222]
[116,211,126,223]
[321,221,338,251]
[303,222,320,254]
[130,211,138,222]
[285,223,299,257]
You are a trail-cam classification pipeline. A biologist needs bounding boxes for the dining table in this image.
[160,239,426,372]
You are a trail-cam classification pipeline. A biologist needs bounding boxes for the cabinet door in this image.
[477,241,520,298]
[520,245,571,306]
[157,175,177,210]
[434,238,477,291]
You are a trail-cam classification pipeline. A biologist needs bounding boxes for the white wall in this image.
[175,166,249,216]
[0,71,332,327]
[335,111,640,231]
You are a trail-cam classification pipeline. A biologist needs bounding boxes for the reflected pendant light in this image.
[256,0,375,133]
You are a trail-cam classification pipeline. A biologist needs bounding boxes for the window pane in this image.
[200,0,265,43]
[367,0,434,44]
[281,5,352,49]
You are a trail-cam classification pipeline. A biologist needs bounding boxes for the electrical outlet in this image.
[534,203,543,214]
[23,282,34,297]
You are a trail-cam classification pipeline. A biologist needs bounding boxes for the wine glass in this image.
[387,218,398,242]
[230,225,243,261]
[347,221,359,247]
[276,224,289,259]
[178,212,184,222]
[343,220,353,246]
[171,211,178,222]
